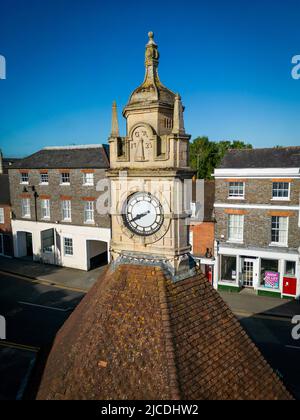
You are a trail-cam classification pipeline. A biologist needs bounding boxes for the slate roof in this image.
[2,158,22,174]
[0,174,10,205]
[37,264,292,400]
[10,145,110,170]
[219,147,300,169]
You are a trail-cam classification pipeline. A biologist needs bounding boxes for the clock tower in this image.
[108,32,195,279]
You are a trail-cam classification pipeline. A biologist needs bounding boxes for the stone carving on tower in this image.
[108,32,195,279]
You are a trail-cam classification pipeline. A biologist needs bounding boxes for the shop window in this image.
[285,261,296,277]
[260,259,279,289]
[221,256,237,282]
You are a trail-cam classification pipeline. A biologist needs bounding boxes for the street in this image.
[0,270,84,400]
[239,314,300,400]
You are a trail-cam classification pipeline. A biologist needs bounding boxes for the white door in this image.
[243,258,255,288]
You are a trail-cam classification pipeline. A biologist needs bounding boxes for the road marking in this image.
[235,311,291,322]
[0,340,39,352]
[285,345,300,350]
[18,301,72,312]
[0,270,87,294]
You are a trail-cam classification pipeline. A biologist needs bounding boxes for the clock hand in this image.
[131,210,150,223]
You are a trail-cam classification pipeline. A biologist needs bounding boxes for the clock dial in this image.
[123,192,164,236]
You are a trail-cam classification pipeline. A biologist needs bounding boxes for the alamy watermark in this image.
[0,54,6,79]
[0,315,6,340]
[291,316,300,341]
[291,55,300,80]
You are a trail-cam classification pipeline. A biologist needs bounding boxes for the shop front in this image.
[215,246,300,299]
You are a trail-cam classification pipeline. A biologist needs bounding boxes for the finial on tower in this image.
[145,31,159,67]
[147,31,157,46]
[111,101,119,137]
[172,94,185,135]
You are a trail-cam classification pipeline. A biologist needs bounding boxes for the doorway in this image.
[26,233,33,257]
[243,258,254,288]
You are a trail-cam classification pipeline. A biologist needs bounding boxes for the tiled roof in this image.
[219,147,300,169]
[10,145,110,170]
[37,264,292,400]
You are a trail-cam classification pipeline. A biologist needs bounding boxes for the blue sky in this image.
[0,0,299,157]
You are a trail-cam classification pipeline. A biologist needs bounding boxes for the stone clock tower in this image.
[108,32,195,279]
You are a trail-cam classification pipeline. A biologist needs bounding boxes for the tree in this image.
[190,137,253,179]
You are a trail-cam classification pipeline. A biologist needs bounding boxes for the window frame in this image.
[20,172,29,184]
[61,200,72,222]
[227,214,244,243]
[21,198,31,218]
[272,182,290,201]
[0,208,4,224]
[63,237,73,256]
[40,173,49,185]
[228,182,245,199]
[84,201,95,224]
[41,199,50,220]
[60,172,70,185]
[83,172,94,186]
[271,216,289,247]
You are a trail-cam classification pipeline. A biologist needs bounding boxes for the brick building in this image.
[214,147,300,299]
[9,145,111,271]
[190,180,215,284]
[0,151,13,257]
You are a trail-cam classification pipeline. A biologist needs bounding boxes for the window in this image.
[40,173,49,184]
[228,214,244,242]
[21,198,31,218]
[221,256,237,282]
[83,172,94,186]
[61,172,70,184]
[41,199,50,219]
[271,216,288,246]
[260,259,279,289]
[229,182,244,198]
[20,172,29,184]
[0,208,4,224]
[285,261,296,277]
[84,201,94,223]
[272,182,290,200]
[62,200,72,221]
[64,237,73,256]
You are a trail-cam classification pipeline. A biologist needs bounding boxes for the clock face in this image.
[123,192,164,237]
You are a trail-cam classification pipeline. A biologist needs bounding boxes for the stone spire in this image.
[111,101,119,137]
[125,32,175,108]
[172,94,185,135]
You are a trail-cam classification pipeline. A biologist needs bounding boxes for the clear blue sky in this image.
[0,0,299,157]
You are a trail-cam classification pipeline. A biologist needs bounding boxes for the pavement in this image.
[0,256,107,292]
[220,290,300,320]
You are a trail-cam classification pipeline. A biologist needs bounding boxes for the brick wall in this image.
[190,222,215,257]
[215,208,299,250]
[9,168,110,229]
[0,205,12,234]
[215,179,300,206]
